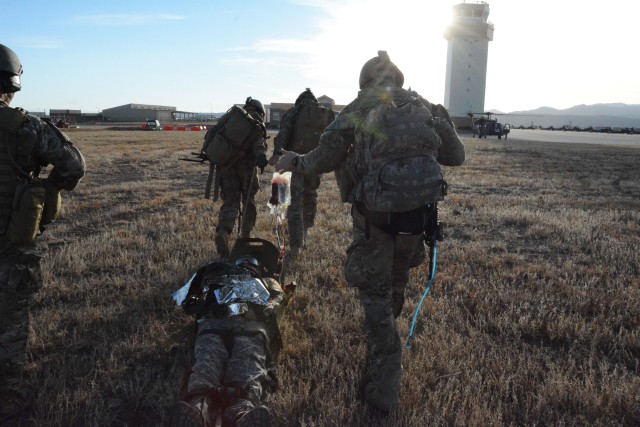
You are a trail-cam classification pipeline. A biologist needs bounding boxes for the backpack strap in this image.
[0,107,27,133]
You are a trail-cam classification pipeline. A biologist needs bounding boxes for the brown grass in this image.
[10,129,640,426]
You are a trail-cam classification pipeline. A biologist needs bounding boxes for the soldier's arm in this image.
[31,117,85,190]
[295,111,360,175]
[432,104,465,166]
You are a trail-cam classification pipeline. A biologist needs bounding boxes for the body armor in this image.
[0,106,40,244]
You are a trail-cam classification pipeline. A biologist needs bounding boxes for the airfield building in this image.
[444,2,494,129]
[50,109,81,124]
[102,103,176,122]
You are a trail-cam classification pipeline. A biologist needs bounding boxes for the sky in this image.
[4,0,639,114]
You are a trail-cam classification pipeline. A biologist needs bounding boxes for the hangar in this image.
[102,103,176,122]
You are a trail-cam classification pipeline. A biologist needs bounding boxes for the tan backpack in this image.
[289,103,334,154]
[203,106,265,167]
[354,100,445,213]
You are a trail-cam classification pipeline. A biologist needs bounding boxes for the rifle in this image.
[179,152,220,201]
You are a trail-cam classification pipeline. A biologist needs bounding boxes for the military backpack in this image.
[353,100,445,213]
[289,103,333,154]
[202,106,265,167]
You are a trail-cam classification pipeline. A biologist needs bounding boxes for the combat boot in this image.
[215,228,230,258]
[234,404,271,427]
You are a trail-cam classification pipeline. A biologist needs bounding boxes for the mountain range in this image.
[488,103,640,129]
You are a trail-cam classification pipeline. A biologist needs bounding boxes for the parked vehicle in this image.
[144,119,161,130]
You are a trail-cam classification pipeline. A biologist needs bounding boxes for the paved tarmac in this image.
[460,129,640,147]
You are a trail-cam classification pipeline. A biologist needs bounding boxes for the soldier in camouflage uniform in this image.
[207,98,269,258]
[268,89,335,262]
[169,238,291,427]
[0,44,85,422]
[277,51,465,413]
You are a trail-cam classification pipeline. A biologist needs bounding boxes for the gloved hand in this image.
[256,154,269,173]
[268,151,282,166]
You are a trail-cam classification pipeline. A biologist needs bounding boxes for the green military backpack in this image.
[203,106,265,167]
[289,103,334,154]
[353,100,445,213]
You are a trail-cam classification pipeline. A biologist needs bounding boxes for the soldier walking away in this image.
[268,89,335,264]
[0,44,86,422]
[200,97,269,258]
[276,51,465,414]
[169,238,293,427]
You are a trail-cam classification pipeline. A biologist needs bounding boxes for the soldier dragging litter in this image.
[0,44,85,423]
[199,97,270,259]
[277,51,465,414]
[268,89,335,264]
[170,238,293,427]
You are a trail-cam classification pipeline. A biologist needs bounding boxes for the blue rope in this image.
[405,241,437,350]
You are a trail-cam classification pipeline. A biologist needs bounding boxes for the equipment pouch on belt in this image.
[6,181,46,246]
[40,182,62,227]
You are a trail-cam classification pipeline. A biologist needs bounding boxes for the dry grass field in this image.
[8,129,639,426]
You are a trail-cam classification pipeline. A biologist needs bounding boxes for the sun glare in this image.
[303,0,454,102]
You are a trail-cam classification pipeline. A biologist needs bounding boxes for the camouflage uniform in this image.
[205,101,268,258]
[273,91,335,252]
[0,102,85,408]
[217,154,262,238]
[170,259,289,427]
[287,52,465,412]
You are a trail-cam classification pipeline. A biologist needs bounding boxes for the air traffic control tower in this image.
[444,2,494,128]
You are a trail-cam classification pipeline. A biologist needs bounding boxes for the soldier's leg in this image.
[391,233,422,318]
[170,321,229,427]
[301,174,321,243]
[0,256,41,421]
[217,171,242,233]
[239,167,259,238]
[187,323,228,393]
[216,171,242,257]
[222,333,271,426]
[344,208,402,413]
[286,171,305,251]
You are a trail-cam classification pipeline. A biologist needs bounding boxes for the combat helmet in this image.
[0,44,23,93]
[358,50,404,90]
[295,88,318,106]
[235,255,262,270]
[243,96,266,120]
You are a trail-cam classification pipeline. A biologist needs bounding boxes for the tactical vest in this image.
[0,106,43,245]
[289,103,333,154]
[0,106,27,235]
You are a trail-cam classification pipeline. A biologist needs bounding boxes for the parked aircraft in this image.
[469,112,510,139]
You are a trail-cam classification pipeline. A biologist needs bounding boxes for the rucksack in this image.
[203,106,265,167]
[354,100,445,213]
[289,103,333,154]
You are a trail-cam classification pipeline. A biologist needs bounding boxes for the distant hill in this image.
[488,103,640,129]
